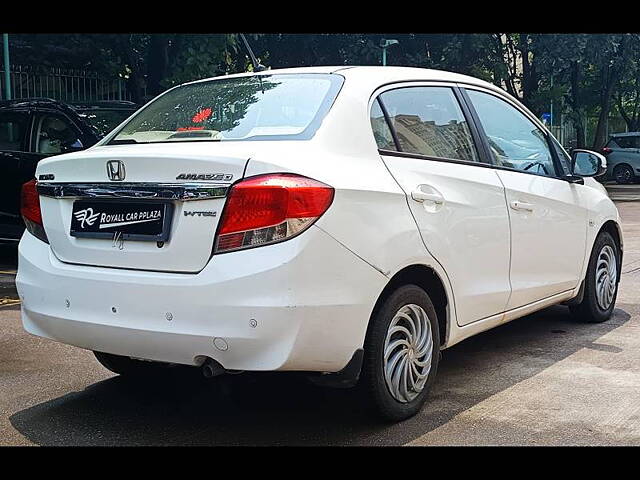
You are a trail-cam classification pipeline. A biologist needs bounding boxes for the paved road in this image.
[1,203,640,446]
[605,183,640,202]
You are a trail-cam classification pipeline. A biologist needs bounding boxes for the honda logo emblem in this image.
[106,160,126,181]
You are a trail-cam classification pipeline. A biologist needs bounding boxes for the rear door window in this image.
[370,99,397,151]
[377,86,478,162]
[0,111,29,152]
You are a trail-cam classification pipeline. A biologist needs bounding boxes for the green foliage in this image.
[162,34,239,87]
[10,33,640,146]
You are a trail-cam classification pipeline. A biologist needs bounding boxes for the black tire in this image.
[613,164,635,184]
[93,351,170,377]
[570,231,620,323]
[359,284,440,422]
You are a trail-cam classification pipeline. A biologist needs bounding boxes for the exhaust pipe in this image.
[202,358,225,378]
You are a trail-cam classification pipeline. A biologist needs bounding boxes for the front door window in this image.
[34,114,81,154]
[466,89,557,177]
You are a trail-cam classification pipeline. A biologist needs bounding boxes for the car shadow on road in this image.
[9,304,631,446]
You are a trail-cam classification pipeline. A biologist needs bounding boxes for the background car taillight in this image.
[214,173,334,253]
[21,179,49,244]
[602,147,613,155]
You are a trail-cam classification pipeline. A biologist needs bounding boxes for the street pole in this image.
[380,39,398,67]
[550,73,553,129]
[2,34,10,100]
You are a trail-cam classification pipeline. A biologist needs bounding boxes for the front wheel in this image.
[359,285,440,422]
[570,231,620,323]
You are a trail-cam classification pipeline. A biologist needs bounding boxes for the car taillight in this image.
[602,147,613,155]
[214,173,334,253]
[20,179,48,244]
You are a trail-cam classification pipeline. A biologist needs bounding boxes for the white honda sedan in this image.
[16,66,622,421]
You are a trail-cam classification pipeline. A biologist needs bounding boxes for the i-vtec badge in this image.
[184,211,217,217]
[176,173,233,181]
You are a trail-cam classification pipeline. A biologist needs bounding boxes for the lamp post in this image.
[380,38,399,66]
[2,34,10,100]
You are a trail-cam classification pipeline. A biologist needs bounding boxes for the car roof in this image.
[182,65,503,93]
[611,132,640,137]
[0,98,137,111]
[0,98,62,110]
[70,100,138,110]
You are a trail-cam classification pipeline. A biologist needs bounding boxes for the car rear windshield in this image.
[77,109,136,138]
[109,73,343,144]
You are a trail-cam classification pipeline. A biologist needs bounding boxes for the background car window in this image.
[370,99,396,150]
[76,109,133,138]
[613,136,640,149]
[467,89,557,177]
[0,112,28,152]
[379,87,478,162]
[35,114,81,154]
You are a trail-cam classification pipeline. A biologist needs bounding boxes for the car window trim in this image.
[377,147,581,183]
[26,110,36,153]
[372,83,483,164]
[459,85,567,181]
[375,97,401,151]
[369,80,583,184]
[452,86,494,165]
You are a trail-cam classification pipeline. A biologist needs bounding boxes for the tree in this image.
[590,34,635,149]
[614,36,640,132]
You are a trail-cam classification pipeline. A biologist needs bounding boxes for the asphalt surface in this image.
[1,200,640,446]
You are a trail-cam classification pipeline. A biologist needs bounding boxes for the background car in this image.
[0,98,138,242]
[602,132,640,184]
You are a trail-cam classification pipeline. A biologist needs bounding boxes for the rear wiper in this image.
[109,138,139,145]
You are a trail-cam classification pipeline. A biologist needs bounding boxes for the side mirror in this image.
[571,149,607,178]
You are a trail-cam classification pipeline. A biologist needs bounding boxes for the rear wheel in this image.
[93,351,171,377]
[570,231,620,323]
[360,285,440,421]
[613,164,635,184]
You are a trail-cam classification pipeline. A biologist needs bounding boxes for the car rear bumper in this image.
[16,226,386,373]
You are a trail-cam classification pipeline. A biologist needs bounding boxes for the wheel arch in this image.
[598,219,624,269]
[368,264,450,347]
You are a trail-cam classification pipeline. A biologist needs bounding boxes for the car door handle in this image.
[510,200,534,212]
[411,187,444,205]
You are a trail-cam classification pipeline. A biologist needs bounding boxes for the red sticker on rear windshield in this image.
[192,108,212,123]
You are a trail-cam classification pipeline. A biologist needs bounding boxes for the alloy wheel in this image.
[383,304,433,403]
[595,245,617,310]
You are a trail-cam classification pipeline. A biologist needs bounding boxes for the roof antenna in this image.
[239,34,266,72]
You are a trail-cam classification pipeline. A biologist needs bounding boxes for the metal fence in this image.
[550,115,630,151]
[0,64,133,102]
